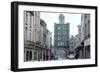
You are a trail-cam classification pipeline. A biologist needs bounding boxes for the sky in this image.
[40,12,81,45]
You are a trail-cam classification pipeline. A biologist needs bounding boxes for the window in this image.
[63,32,66,35]
[88,20,90,24]
[30,25,32,28]
[26,12,28,25]
[34,51,37,60]
[30,14,32,28]
[64,37,66,40]
[26,50,33,61]
[85,23,88,39]
[26,51,29,61]
[35,12,37,16]
[62,26,65,30]
[29,29,31,31]
[40,51,42,60]
[85,24,87,32]
[60,42,64,46]
[24,11,26,25]
[25,27,27,32]
[81,15,83,21]
[58,36,60,40]
[25,27,27,40]
[29,32,32,41]
[58,42,64,46]
[30,51,32,60]
[58,42,60,46]
[57,27,61,30]
[35,24,36,26]
[58,32,60,35]
[35,29,36,32]
[88,20,90,37]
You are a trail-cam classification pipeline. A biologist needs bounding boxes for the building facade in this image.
[74,14,90,59]
[54,14,70,59]
[24,11,40,61]
[80,14,90,59]
[24,11,52,61]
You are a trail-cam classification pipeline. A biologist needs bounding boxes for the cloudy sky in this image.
[40,12,81,45]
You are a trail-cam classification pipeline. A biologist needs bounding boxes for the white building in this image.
[24,11,41,61]
[24,11,52,61]
[24,11,40,42]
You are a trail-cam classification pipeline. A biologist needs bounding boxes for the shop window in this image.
[30,51,32,60]
[26,51,29,61]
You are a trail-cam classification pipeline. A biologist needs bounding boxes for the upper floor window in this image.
[25,12,28,25]
[29,32,32,41]
[57,27,61,30]
[58,42,64,46]
[63,32,66,35]
[24,27,28,40]
[30,14,32,27]
[60,42,64,46]
[58,32,60,35]
[58,36,60,40]
[88,20,90,24]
